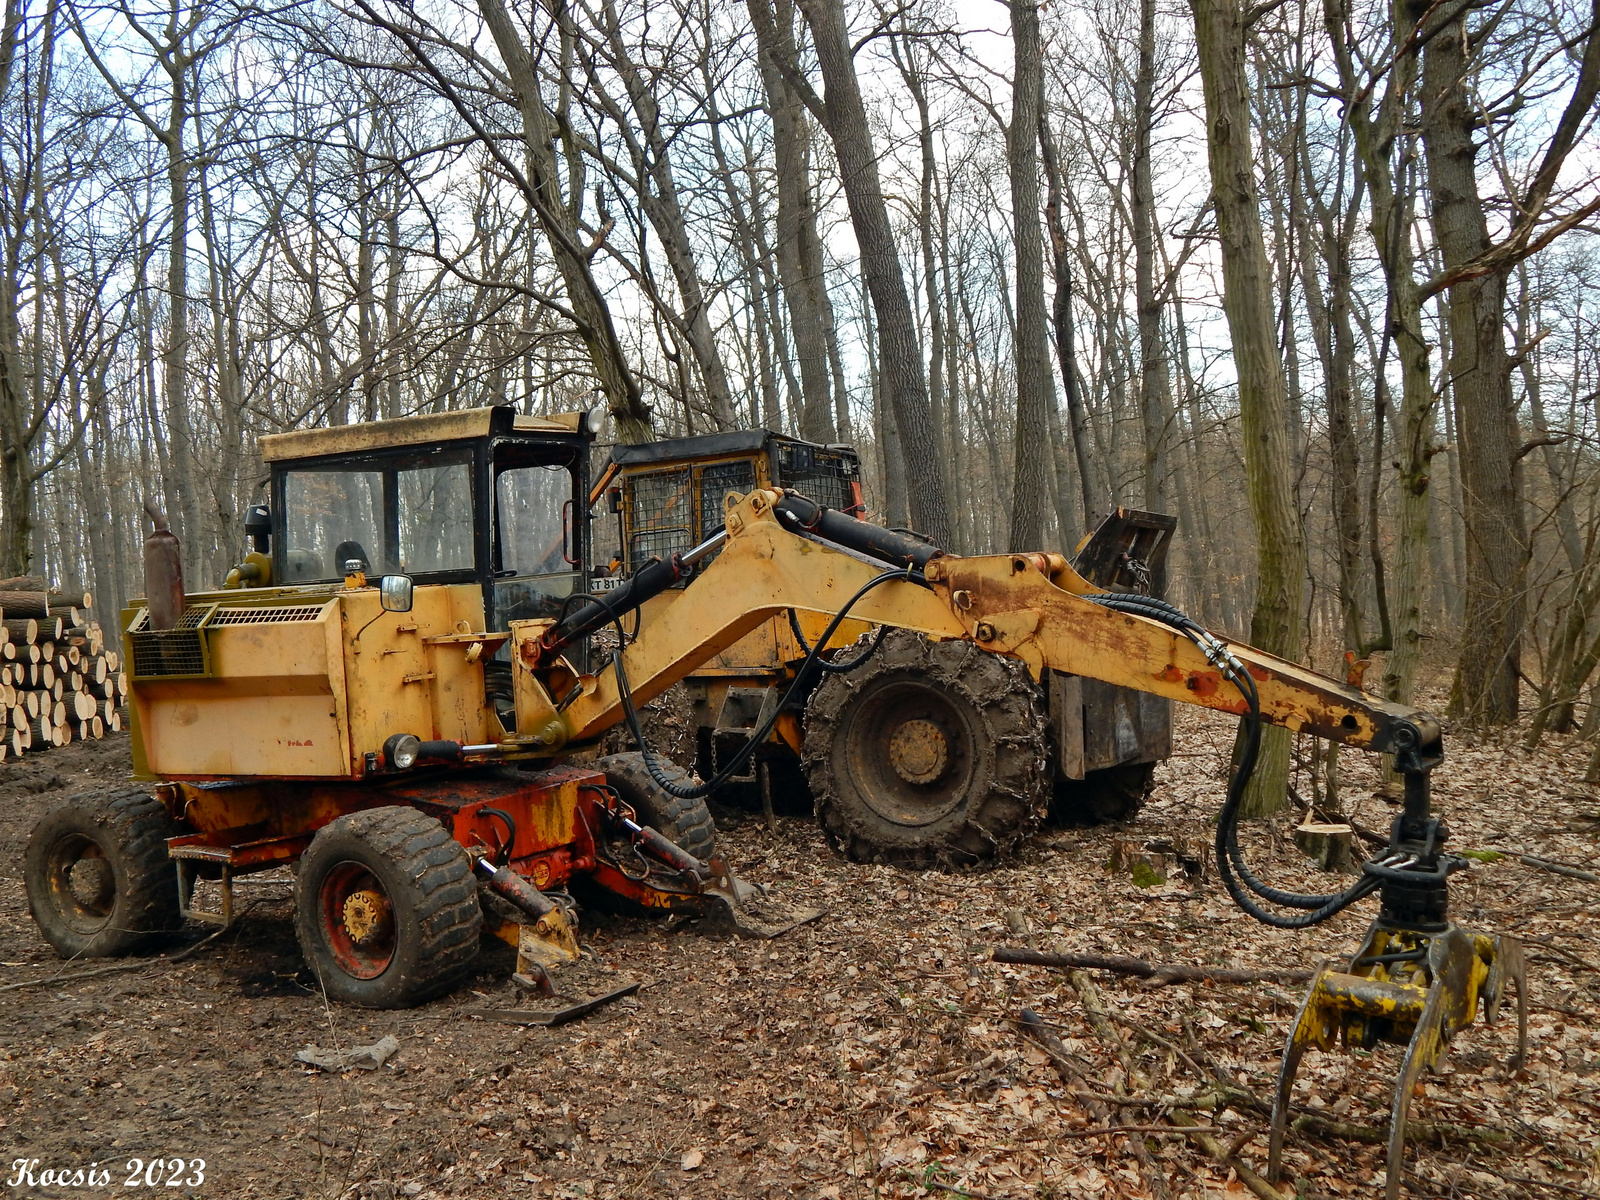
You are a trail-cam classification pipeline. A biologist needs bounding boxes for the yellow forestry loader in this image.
[590,428,1176,861]
[23,405,1524,1197]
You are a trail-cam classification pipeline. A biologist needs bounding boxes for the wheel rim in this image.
[841,678,978,827]
[43,833,116,934]
[317,861,396,980]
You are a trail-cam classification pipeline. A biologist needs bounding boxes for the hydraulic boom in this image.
[507,486,1524,1200]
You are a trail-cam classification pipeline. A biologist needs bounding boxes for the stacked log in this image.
[0,577,123,762]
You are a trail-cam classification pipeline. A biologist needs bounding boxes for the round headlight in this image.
[383,733,421,770]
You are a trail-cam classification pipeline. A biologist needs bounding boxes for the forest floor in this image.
[0,692,1596,1200]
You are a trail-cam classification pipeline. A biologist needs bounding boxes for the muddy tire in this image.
[802,631,1051,867]
[294,806,481,1008]
[599,752,716,862]
[1050,761,1156,826]
[25,787,181,958]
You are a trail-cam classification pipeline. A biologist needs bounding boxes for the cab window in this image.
[398,462,474,573]
[491,460,579,627]
[282,469,385,582]
[279,450,476,583]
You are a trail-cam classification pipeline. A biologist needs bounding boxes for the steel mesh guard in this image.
[128,605,215,679]
[626,467,693,567]
[775,444,855,511]
[697,460,758,541]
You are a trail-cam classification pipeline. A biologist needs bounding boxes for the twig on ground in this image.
[0,916,244,994]
[1421,1161,1600,1199]
[1292,1112,1515,1149]
[1167,1111,1290,1200]
[1512,853,1598,883]
[994,946,1313,986]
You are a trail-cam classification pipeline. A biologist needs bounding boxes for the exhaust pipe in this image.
[143,499,186,630]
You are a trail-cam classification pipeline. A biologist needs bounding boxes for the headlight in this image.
[383,733,421,770]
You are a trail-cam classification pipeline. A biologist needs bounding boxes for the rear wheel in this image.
[294,807,481,1008]
[803,631,1050,867]
[599,752,716,862]
[1049,761,1156,826]
[25,787,180,958]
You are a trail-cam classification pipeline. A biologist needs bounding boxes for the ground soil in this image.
[1,694,1597,1200]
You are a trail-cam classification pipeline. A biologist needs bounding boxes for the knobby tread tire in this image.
[802,630,1051,868]
[294,806,481,1008]
[598,752,716,862]
[26,786,181,958]
[1050,761,1156,826]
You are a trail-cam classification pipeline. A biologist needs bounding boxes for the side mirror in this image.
[379,574,414,613]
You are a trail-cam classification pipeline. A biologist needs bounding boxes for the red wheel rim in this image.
[316,860,396,979]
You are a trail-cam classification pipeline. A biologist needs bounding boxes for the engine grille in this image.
[128,605,215,679]
[208,604,328,625]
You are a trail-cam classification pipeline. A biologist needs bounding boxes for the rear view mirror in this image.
[380,574,414,613]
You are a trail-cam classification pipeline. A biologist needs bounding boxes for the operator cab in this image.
[255,406,597,635]
[602,430,863,582]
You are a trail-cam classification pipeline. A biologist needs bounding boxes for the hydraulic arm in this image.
[512,487,1525,1198]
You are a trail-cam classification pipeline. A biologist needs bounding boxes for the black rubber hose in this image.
[786,607,891,672]
[1083,591,1379,928]
[613,569,917,800]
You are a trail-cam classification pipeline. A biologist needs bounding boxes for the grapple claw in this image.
[1269,923,1520,1197]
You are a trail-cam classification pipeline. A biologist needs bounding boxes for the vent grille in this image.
[208,604,327,626]
[128,605,216,679]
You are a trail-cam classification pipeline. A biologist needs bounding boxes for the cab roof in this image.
[259,406,589,464]
[608,429,858,468]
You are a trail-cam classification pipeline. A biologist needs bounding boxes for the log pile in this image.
[0,576,126,762]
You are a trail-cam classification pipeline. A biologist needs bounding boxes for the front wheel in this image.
[26,788,181,958]
[598,751,716,862]
[294,807,481,1008]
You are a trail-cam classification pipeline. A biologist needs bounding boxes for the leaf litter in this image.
[0,695,1595,1199]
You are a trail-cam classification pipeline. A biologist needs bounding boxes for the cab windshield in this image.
[279,449,475,582]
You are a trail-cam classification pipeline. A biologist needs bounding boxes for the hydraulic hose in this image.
[785,607,891,672]
[1084,591,1380,928]
[613,568,918,800]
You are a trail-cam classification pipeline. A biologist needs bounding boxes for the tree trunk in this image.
[1007,0,1054,550]
[1039,118,1098,528]
[472,0,652,442]
[794,0,952,545]
[1420,8,1527,724]
[1190,0,1306,816]
[1132,0,1171,512]
[749,0,834,442]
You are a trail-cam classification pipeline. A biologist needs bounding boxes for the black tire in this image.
[293,806,481,1008]
[25,787,181,958]
[598,751,716,862]
[1050,761,1156,826]
[802,630,1051,867]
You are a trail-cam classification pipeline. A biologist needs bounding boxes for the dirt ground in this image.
[1,697,1597,1200]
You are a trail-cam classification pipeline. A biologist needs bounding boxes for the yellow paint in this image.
[258,406,582,461]
[128,582,491,780]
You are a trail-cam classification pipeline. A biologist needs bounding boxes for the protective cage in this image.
[620,442,859,576]
[624,459,758,571]
[127,605,217,680]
